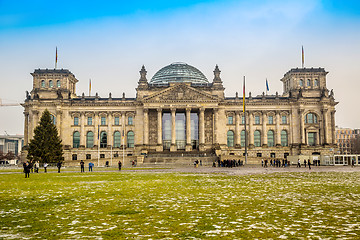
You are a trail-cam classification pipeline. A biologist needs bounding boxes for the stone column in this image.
[144,109,149,145]
[276,111,281,146]
[199,108,205,146]
[249,112,254,147]
[56,110,62,138]
[80,112,85,147]
[170,108,177,151]
[186,108,192,151]
[331,111,336,144]
[214,108,219,143]
[299,110,305,144]
[262,111,267,146]
[24,112,29,146]
[157,108,162,145]
[95,113,100,146]
[235,111,240,146]
[121,112,126,147]
[108,112,113,147]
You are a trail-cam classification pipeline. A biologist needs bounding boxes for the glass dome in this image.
[150,62,208,85]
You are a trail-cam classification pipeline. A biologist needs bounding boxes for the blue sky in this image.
[1,0,360,134]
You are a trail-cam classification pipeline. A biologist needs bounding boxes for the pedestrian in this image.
[118,161,122,171]
[29,161,34,173]
[44,162,48,173]
[24,161,30,178]
[89,162,94,172]
[352,158,355,168]
[80,160,85,172]
[200,159,202,166]
[57,162,62,173]
[304,159,307,167]
[297,159,301,168]
[261,159,264,167]
[35,161,39,173]
[264,159,268,168]
[308,159,311,170]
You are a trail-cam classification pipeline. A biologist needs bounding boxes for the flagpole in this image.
[243,76,247,165]
[111,144,113,167]
[302,46,304,69]
[55,47,57,69]
[266,78,268,96]
[89,79,91,96]
[122,116,125,167]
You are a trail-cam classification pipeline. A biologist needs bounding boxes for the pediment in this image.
[143,84,219,102]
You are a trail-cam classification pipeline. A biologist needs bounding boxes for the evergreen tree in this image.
[27,109,63,163]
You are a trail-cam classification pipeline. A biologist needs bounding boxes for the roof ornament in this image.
[213,65,222,83]
[139,65,147,81]
[122,92,125,100]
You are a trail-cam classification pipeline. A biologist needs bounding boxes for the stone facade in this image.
[21,63,338,164]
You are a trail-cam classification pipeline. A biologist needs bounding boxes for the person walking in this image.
[57,162,62,173]
[80,160,85,172]
[89,162,94,172]
[44,162,48,173]
[34,161,39,173]
[304,159,307,167]
[308,159,311,170]
[24,161,30,178]
[118,161,122,171]
[352,158,355,168]
[297,159,301,168]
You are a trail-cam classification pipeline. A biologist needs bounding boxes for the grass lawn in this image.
[1,170,359,239]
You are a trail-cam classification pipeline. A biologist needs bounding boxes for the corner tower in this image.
[30,69,79,100]
[281,68,328,98]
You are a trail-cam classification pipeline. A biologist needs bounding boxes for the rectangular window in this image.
[114,117,120,125]
[72,154,77,160]
[100,154,105,158]
[228,116,233,125]
[101,117,106,125]
[257,153,262,157]
[282,116,287,124]
[241,116,245,124]
[255,116,260,124]
[268,116,273,124]
[308,132,316,146]
[86,154,91,159]
[74,117,79,126]
[87,117,92,125]
[128,116,133,125]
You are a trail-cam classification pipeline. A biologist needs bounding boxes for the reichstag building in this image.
[21,62,338,164]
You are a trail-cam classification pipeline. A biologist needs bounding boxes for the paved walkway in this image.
[2,165,359,176]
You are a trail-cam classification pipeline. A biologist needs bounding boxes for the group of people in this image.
[213,159,243,168]
[262,158,290,168]
[79,160,94,172]
[297,159,312,169]
[23,160,51,178]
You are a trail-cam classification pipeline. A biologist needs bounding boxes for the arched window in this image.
[240,130,246,147]
[100,131,107,148]
[314,79,319,86]
[127,131,134,148]
[57,80,61,88]
[227,131,234,147]
[267,130,274,147]
[113,131,121,148]
[281,130,288,147]
[306,113,318,124]
[86,131,94,148]
[41,80,45,88]
[299,79,304,87]
[307,79,311,86]
[49,80,53,88]
[50,114,56,125]
[73,131,80,148]
[254,130,261,147]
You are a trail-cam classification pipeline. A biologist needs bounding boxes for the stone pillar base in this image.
[170,144,177,152]
[199,144,206,152]
[185,144,192,152]
[156,145,163,152]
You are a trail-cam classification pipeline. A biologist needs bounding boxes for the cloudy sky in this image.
[0,0,359,135]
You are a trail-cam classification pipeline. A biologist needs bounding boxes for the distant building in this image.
[0,135,23,156]
[21,63,338,165]
[335,127,360,154]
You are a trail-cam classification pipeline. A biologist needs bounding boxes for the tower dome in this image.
[150,62,208,85]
